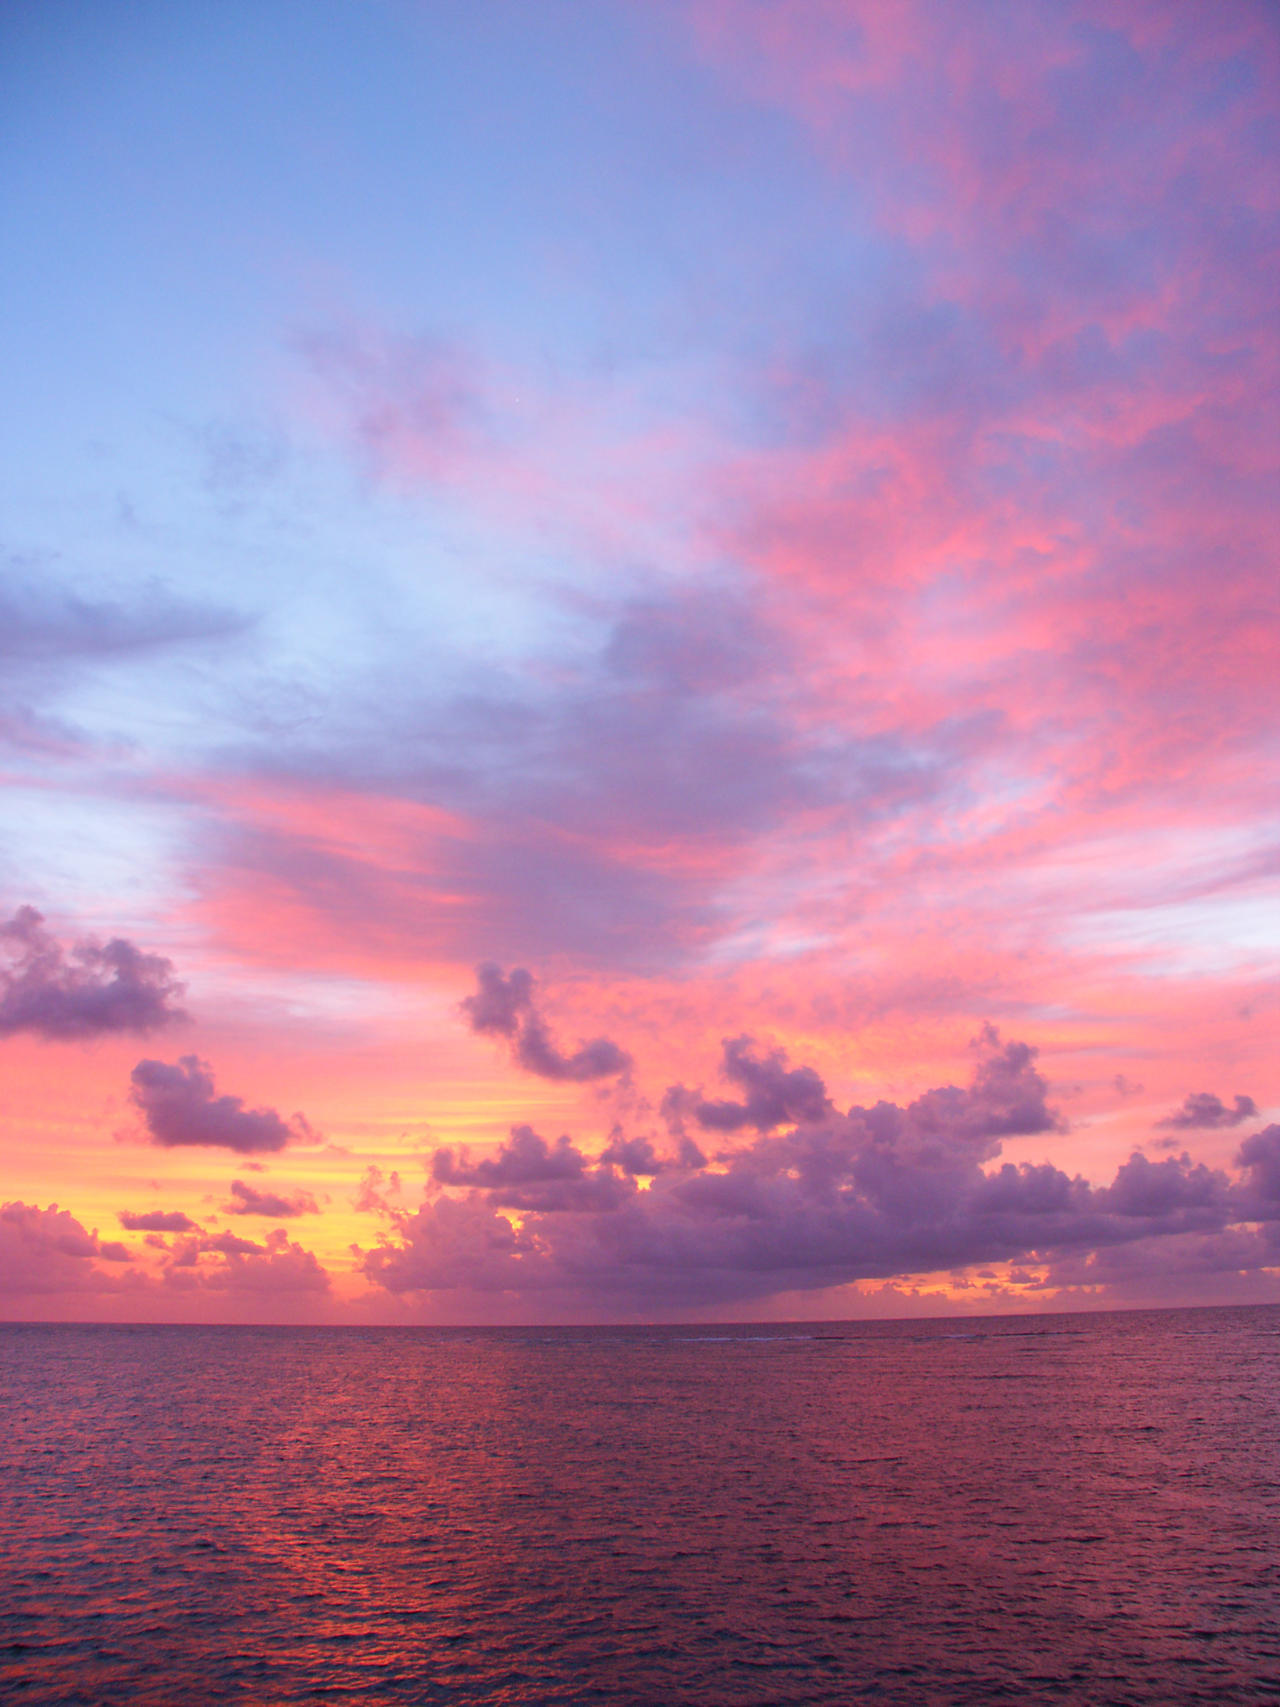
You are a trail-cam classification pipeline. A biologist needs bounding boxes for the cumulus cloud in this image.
[1158,1091,1258,1130]
[0,1201,132,1296]
[663,1035,832,1133]
[1101,1151,1229,1225]
[118,1208,199,1233]
[353,1165,403,1214]
[164,1226,330,1295]
[461,963,631,1082]
[0,1200,330,1314]
[130,1056,312,1153]
[361,1031,1278,1310]
[1034,1224,1280,1302]
[1237,1124,1280,1207]
[665,1027,1054,1154]
[223,1181,319,1222]
[432,1123,632,1212]
[363,1193,539,1295]
[0,906,186,1040]
[223,1179,319,1218]
[599,1129,705,1175]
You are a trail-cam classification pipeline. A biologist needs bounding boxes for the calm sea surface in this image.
[1,1306,1278,1705]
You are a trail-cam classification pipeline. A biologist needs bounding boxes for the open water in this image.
[1,1306,1278,1705]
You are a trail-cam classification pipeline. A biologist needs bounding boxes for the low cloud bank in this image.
[0,1199,329,1306]
[363,1033,1280,1309]
[0,1200,131,1295]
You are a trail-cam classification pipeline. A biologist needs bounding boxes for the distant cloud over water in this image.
[361,1029,1280,1312]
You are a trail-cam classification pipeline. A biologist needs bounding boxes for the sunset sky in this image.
[2,0,1277,1322]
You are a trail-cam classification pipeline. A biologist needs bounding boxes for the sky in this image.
[1,0,1277,1323]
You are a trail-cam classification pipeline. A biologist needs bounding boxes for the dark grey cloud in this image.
[0,906,186,1040]
[363,1032,1278,1310]
[117,1208,199,1233]
[224,1179,319,1218]
[130,1055,310,1153]
[1158,1091,1258,1130]
[462,964,631,1082]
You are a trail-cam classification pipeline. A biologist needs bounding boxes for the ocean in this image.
[2,1306,1278,1704]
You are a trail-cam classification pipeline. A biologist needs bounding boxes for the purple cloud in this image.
[203,578,960,973]
[461,963,631,1082]
[362,1033,1279,1309]
[1158,1091,1259,1130]
[1237,1124,1280,1206]
[665,1034,833,1133]
[118,1208,199,1233]
[0,906,186,1040]
[598,1130,705,1175]
[164,1226,330,1295]
[1102,1151,1229,1225]
[461,963,535,1037]
[432,1123,632,1212]
[0,1201,132,1297]
[224,1179,319,1218]
[130,1056,311,1153]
